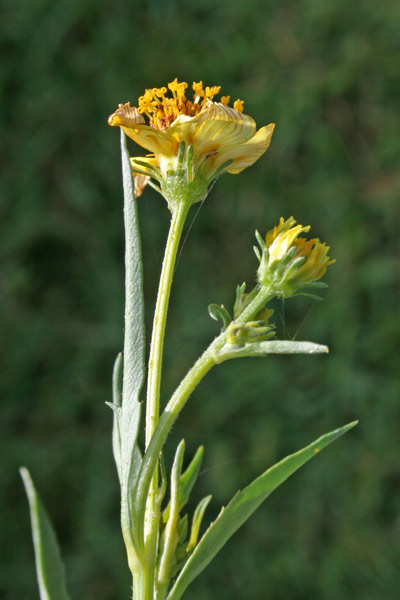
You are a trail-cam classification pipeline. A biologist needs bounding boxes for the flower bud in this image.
[256,217,334,298]
[226,311,275,346]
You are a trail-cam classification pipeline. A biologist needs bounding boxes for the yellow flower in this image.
[108,79,274,206]
[265,217,311,263]
[257,217,335,297]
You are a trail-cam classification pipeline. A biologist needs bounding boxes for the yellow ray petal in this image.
[212,123,275,174]
[170,103,257,155]
[122,124,176,156]
[130,155,159,172]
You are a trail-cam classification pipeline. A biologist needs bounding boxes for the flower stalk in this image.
[145,199,191,449]
[142,198,190,599]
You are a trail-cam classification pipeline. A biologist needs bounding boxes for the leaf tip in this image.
[19,466,31,486]
[19,467,35,501]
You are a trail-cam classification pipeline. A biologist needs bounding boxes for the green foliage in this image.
[117,132,145,564]
[163,445,204,522]
[168,422,357,600]
[20,468,72,600]
[2,1,399,599]
[214,339,328,363]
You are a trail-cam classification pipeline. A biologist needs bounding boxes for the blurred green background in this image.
[1,0,399,598]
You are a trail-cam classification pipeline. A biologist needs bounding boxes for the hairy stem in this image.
[143,199,190,597]
[145,201,190,447]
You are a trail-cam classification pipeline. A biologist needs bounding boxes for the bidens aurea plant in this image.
[21,79,357,600]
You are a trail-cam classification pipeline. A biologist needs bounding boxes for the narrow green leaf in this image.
[293,293,323,301]
[158,441,186,585]
[214,339,329,363]
[107,353,123,483]
[187,495,212,552]
[178,514,188,543]
[157,453,168,507]
[112,351,123,408]
[120,131,146,555]
[178,446,204,511]
[163,446,204,522]
[167,421,358,600]
[20,467,72,600]
[208,304,231,330]
[301,281,329,289]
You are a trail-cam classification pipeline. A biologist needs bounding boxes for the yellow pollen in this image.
[233,99,244,113]
[192,81,205,98]
[134,79,246,131]
[205,85,221,99]
[153,87,167,98]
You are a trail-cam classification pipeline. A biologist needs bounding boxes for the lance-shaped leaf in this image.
[158,441,186,586]
[167,421,358,600]
[106,353,123,483]
[20,467,72,600]
[119,131,146,558]
[187,495,212,552]
[163,446,204,522]
[214,339,329,364]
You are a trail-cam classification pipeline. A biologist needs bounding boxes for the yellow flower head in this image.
[108,79,275,206]
[257,217,335,297]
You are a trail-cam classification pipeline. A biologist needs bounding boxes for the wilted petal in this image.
[109,103,176,156]
[108,103,145,126]
[133,174,150,198]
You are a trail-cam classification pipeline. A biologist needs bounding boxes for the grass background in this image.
[1,0,399,598]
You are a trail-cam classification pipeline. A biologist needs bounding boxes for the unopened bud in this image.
[256,217,334,298]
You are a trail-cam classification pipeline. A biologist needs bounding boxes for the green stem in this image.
[162,288,273,422]
[134,334,223,556]
[236,286,275,324]
[143,199,190,599]
[135,285,275,526]
[145,200,190,446]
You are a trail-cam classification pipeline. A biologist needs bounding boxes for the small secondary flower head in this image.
[108,79,275,207]
[256,217,334,298]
